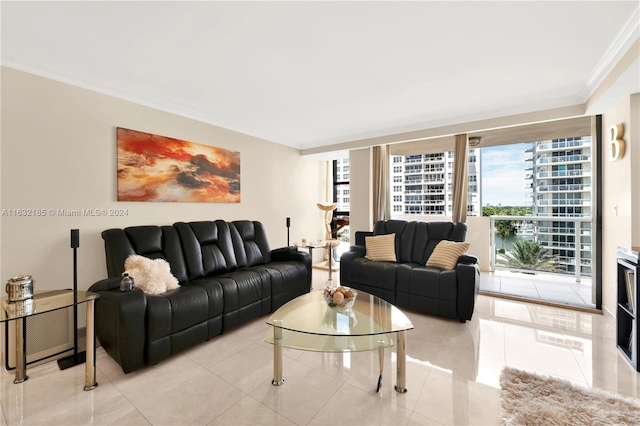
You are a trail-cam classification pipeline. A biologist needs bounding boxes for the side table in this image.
[1,290,99,390]
[296,240,340,281]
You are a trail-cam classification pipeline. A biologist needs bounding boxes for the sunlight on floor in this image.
[480,269,595,309]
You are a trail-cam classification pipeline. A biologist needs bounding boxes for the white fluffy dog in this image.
[124,254,180,295]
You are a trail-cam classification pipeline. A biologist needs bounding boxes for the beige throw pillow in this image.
[365,233,397,262]
[124,254,180,295]
[426,240,470,270]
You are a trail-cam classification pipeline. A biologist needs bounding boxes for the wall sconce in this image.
[608,124,625,161]
[469,136,481,147]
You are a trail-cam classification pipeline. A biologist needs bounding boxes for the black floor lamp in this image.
[58,229,86,370]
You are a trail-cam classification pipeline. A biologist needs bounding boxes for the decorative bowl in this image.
[323,286,357,310]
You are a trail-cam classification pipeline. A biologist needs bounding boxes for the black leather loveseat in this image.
[340,220,479,322]
[88,220,311,373]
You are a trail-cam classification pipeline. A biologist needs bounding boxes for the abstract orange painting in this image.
[117,128,240,202]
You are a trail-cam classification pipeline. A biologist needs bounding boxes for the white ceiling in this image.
[2,1,639,152]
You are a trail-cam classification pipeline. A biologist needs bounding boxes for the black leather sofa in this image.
[339,220,479,322]
[88,220,311,373]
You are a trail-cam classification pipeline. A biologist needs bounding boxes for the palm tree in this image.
[497,240,560,272]
[495,220,516,250]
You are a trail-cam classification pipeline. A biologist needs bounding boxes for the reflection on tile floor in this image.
[480,270,595,309]
[2,272,637,425]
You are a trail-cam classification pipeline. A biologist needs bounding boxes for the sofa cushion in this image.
[124,255,180,295]
[396,265,459,318]
[147,286,209,340]
[365,233,397,262]
[214,269,272,330]
[345,257,398,302]
[426,240,470,270]
[256,261,310,311]
[373,220,411,262]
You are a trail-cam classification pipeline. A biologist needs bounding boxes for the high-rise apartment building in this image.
[390,149,482,216]
[525,137,592,276]
[334,158,350,213]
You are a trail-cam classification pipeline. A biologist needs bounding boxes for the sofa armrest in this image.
[455,262,480,322]
[271,246,311,265]
[271,245,296,256]
[458,254,478,265]
[348,245,366,256]
[339,246,366,286]
[88,278,148,373]
[355,231,374,247]
[270,246,312,289]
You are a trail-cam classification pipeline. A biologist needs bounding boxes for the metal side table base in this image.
[1,290,100,390]
[84,298,98,391]
[14,317,28,384]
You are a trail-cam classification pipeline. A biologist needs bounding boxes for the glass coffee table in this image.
[265,289,414,393]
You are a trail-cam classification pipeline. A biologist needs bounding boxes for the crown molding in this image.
[301,104,587,156]
[584,5,640,99]
[0,58,286,148]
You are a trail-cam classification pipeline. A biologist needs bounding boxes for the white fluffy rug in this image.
[500,366,640,426]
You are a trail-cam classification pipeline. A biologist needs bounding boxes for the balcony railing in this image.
[536,184,591,192]
[535,199,591,206]
[405,177,445,183]
[404,189,445,195]
[537,226,587,234]
[490,215,592,282]
[536,140,588,151]
[536,155,590,164]
[404,156,444,163]
[536,170,591,178]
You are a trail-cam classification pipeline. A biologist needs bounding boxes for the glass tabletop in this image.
[1,290,99,322]
[265,290,413,353]
[295,240,339,249]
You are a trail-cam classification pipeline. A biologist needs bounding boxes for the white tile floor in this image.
[1,271,638,425]
[480,269,595,309]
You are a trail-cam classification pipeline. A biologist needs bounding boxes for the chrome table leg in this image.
[272,321,284,385]
[377,340,385,392]
[84,298,98,390]
[14,318,28,384]
[395,330,408,393]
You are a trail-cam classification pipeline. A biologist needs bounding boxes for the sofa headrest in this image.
[125,226,163,254]
[427,222,467,242]
[230,220,271,267]
[174,220,236,280]
[102,226,188,282]
[371,220,467,264]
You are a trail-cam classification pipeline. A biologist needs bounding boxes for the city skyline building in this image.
[390,149,482,217]
[525,136,593,276]
[334,158,350,214]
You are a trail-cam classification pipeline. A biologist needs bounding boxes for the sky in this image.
[480,143,530,207]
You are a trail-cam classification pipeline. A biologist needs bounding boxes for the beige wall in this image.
[602,93,640,315]
[0,67,325,294]
[348,148,372,242]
